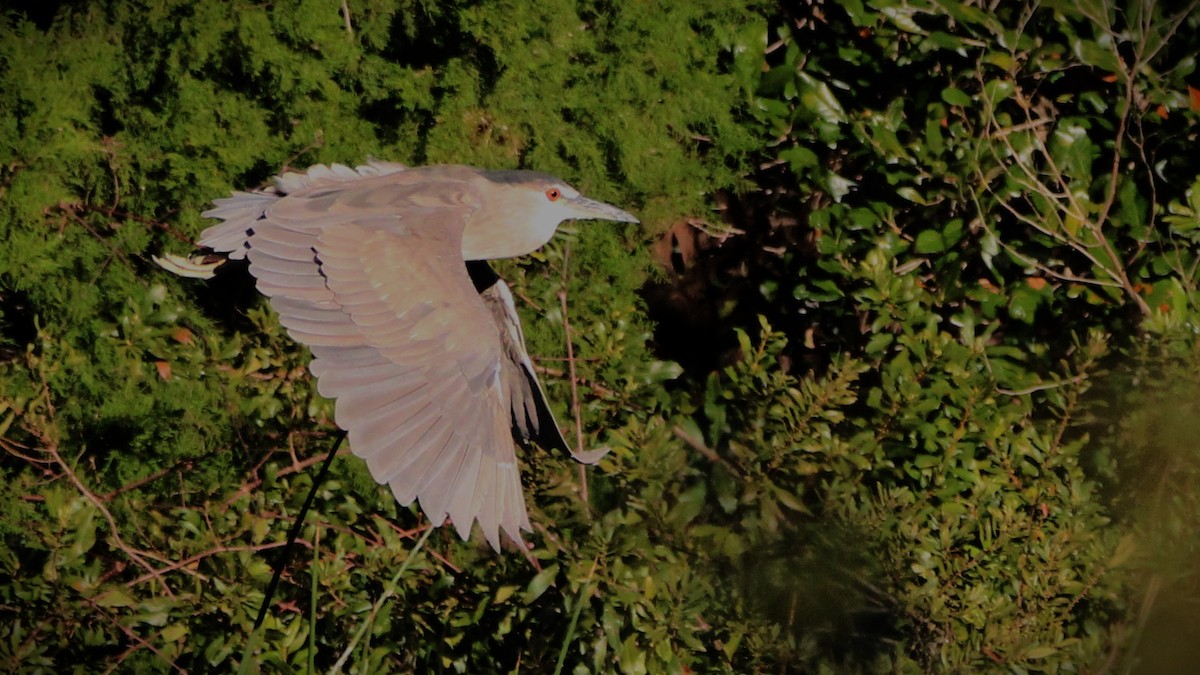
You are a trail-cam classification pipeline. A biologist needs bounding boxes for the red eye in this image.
[545,188,561,201]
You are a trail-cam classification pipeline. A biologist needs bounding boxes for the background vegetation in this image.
[2,0,1200,672]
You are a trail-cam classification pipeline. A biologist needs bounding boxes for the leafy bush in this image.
[2,0,1199,672]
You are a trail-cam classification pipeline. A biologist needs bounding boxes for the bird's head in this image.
[463,169,638,260]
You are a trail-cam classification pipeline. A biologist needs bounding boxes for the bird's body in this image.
[162,161,637,550]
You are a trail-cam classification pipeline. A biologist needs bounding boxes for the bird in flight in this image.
[157,161,638,550]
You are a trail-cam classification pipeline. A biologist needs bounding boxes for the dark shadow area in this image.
[3,0,78,31]
[736,524,908,670]
[187,258,266,336]
[0,283,37,363]
[639,187,853,380]
[1075,358,1200,673]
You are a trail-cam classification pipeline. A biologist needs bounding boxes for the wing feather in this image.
[245,254,318,277]
[472,265,577,456]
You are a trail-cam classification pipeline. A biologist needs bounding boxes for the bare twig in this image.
[58,203,135,272]
[84,595,187,675]
[973,70,1151,314]
[378,519,462,573]
[557,244,591,508]
[672,425,743,479]
[278,134,326,176]
[994,373,1089,397]
[533,364,617,398]
[0,434,55,465]
[128,541,290,588]
[220,441,350,511]
[41,437,176,598]
[100,459,194,501]
[340,0,354,38]
[330,524,435,675]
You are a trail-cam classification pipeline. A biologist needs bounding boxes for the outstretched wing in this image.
[198,164,532,550]
[468,261,608,465]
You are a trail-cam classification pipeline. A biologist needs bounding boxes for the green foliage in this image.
[2,0,1200,672]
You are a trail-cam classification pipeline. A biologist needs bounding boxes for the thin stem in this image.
[330,524,435,674]
[553,557,599,675]
[252,430,346,631]
[558,243,591,508]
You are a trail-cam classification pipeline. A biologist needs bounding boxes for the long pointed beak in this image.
[566,196,639,223]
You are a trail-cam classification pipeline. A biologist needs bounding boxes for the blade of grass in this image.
[553,556,600,675]
[237,431,345,673]
[308,525,319,674]
[330,524,435,674]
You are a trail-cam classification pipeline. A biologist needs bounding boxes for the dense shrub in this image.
[2,0,1199,672]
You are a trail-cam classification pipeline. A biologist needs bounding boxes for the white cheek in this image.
[528,201,567,245]
[461,199,566,259]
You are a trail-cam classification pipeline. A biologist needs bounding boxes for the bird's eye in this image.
[545,188,561,201]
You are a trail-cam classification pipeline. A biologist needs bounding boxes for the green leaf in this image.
[983,78,1015,107]
[1023,645,1058,659]
[1008,286,1043,323]
[731,21,768,94]
[914,229,946,253]
[1107,535,1137,568]
[941,87,972,107]
[493,585,518,604]
[522,564,559,604]
[94,587,137,608]
[161,623,188,642]
[668,483,708,527]
[797,72,847,125]
[865,332,894,355]
[779,145,819,173]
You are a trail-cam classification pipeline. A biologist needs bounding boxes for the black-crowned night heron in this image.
[157,161,638,550]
